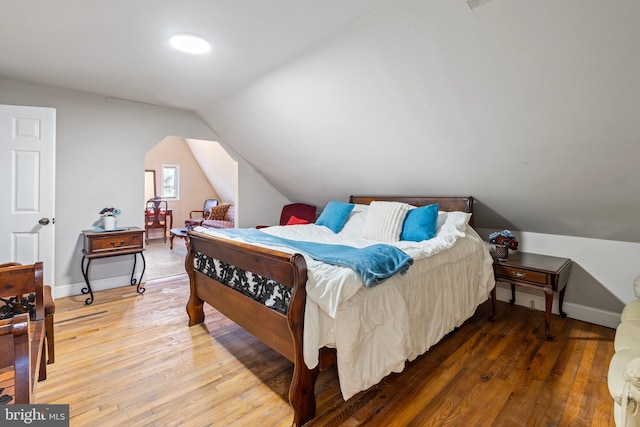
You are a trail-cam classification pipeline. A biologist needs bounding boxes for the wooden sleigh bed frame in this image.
[185,196,479,426]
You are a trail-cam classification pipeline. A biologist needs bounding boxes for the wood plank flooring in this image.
[35,274,616,426]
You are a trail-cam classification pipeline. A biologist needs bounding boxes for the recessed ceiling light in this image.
[170,34,211,54]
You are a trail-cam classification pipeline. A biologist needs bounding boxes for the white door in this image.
[0,105,56,285]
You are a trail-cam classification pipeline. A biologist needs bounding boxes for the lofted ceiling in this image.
[0,0,390,110]
[2,0,640,243]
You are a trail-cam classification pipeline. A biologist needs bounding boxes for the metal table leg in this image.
[131,252,146,294]
[80,255,94,305]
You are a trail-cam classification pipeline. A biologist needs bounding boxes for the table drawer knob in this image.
[513,272,526,279]
[110,240,125,247]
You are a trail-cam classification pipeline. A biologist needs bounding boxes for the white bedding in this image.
[195,204,495,400]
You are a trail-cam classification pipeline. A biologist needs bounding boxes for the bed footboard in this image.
[185,230,318,426]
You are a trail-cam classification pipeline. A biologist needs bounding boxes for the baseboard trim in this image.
[53,275,134,299]
[495,285,621,329]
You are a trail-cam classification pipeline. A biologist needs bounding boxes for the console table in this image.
[493,251,572,340]
[81,227,146,305]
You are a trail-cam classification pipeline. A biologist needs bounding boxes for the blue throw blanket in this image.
[214,228,413,287]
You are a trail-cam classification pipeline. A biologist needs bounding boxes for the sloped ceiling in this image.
[1,0,639,242]
[185,138,236,204]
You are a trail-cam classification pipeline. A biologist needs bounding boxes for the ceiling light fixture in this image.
[170,34,211,54]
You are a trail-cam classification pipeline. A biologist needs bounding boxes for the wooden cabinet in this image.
[493,251,572,340]
[81,228,146,305]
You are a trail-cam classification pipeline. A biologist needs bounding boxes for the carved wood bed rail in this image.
[185,232,319,425]
[185,195,475,426]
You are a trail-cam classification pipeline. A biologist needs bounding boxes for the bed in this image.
[185,195,496,426]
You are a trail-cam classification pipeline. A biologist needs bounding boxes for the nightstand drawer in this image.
[87,233,143,254]
[494,265,547,286]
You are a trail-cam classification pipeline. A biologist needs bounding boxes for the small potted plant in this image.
[489,229,518,261]
[100,207,121,231]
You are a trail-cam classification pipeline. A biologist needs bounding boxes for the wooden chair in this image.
[145,198,169,244]
[0,314,33,403]
[185,199,219,227]
[0,262,55,365]
[0,262,50,382]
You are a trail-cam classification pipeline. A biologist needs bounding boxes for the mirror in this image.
[144,170,156,201]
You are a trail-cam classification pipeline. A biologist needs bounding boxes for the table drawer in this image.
[87,233,143,254]
[494,265,548,286]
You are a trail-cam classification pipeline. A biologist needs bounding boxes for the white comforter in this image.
[196,205,495,399]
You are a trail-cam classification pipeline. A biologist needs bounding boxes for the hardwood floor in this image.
[36,275,616,426]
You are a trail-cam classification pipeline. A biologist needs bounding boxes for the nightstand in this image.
[81,227,146,305]
[493,251,572,340]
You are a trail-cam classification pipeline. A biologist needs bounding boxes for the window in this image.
[162,164,180,200]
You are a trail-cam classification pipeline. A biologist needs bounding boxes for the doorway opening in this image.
[143,136,237,281]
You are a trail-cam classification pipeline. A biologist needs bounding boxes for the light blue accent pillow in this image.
[316,200,355,233]
[400,204,439,242]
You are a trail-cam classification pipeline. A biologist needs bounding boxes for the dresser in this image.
[493,251,572,340]
[81,227,146,305]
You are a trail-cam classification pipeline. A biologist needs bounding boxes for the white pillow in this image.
[438,211,472,234]
[338,204,369,238]
[436,211,447,230]
[361,201,410,242]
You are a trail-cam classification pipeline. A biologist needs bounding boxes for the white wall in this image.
[0,78,288,297]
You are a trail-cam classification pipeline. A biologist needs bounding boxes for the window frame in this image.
[162,164,180,200]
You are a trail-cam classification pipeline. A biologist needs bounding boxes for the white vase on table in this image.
[103,216,116,231]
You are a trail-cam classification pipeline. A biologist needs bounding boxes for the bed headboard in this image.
[348,195,475,228]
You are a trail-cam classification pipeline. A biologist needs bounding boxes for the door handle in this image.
[39,218,50,225]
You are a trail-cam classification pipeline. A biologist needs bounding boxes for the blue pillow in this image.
[400,204,439,242]
[316,200,355,233]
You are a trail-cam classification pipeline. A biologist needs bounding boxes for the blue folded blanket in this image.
[213,228,413,287]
